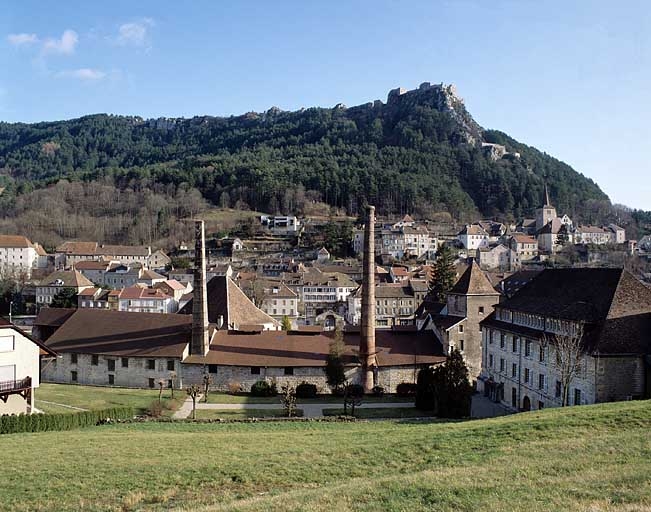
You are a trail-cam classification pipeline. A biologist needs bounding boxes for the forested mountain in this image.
[0,83,609,224]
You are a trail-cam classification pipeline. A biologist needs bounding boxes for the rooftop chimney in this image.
[360,205,376,391]
[191,220,210,355]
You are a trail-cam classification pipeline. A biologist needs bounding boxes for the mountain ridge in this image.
[0,82,609,221]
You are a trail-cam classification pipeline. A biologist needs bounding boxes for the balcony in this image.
[0,376,32,403]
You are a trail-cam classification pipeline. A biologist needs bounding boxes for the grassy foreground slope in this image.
[1,400,650,512]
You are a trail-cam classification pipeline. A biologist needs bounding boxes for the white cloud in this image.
[43,29,78,55]
[116,19,154,47]
[7,33,39,46]
[57,68,106,81]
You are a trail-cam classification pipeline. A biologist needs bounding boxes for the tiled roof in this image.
[0,235,33,248]
[179,276,279,329]
[449,261,500,296]
[40,270,94,288]
[118,287,171,300]
[458,224,488,236]
[34,307,76,327]
[74,260,112,271]
[511,234,537,244]
[44,309,191,357]
[56,241,99,254]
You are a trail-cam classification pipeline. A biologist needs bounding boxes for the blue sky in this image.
[2,0,650,210]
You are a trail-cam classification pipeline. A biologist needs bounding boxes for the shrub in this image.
[0,407,134,435]
[396,382,417,397]
[147,400,163,418]
[331,386,346,397]
[228,381,242,394]
[371,385,385,397]
[250,380,277,397]
[345,383,364,398]
[295,382,318,399]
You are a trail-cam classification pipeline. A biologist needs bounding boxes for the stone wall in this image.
[42,352,183,389]
[595,356,646,402]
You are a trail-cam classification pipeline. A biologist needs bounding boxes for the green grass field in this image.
[204,392,413,405]
[195,409,304,419]
[322,407,434,419]
[35,383,181,416]
[2,400,650,511]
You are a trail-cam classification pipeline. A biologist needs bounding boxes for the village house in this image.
[353,221,436,261]
[114,286,177,314]
[55,241,169,269]
[301,269,357,324]
[259,283,300,324]
[36,270,94,308]
[0,235,48,279]
[508,234,539,261]
[0,318,56,415]
[77,287,111,309]
[477,244,519,272]
[346,280,424,328]
[457,224,489,251]
[573,225,615,245]
[479,268,651,412]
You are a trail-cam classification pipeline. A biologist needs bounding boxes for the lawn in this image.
[194,409,304,419]
[322,407,434,419]
[204,392,414,405]
[1,400,650,511]
[35,383,181,416]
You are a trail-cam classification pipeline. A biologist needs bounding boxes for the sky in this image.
[2,0,650,210]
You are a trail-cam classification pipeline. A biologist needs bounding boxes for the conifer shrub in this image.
[345,383,364,398]
[250,380,277,397]
[396,382,417,397]
[371,385,385,397]
[0,407,134,435]
[295,382,318,399]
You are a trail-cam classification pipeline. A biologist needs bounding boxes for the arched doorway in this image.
[522,396,531,411]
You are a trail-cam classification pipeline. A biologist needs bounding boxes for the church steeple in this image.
[544,183,551,207]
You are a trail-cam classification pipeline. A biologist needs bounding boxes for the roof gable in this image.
[449,261,500,296]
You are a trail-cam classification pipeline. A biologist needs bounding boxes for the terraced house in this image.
[479,268,651,411]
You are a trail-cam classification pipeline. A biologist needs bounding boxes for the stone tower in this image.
[445,261,500,379]
[535,184,557,232]
[360,205,376,391]
[191,220,210,355]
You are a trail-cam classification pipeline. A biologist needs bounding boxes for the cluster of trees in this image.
[0,87,614,225]
[0,178,205,249]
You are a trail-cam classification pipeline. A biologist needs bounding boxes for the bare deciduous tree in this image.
[186,385,201,420]
[544,322,585,407]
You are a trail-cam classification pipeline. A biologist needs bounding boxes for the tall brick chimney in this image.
[191,220,210,355]
[360,205,376,391]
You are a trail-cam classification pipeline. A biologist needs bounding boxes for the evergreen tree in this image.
[415,349,472,418]
[281,315,292,331]
[556,224,570,248]
[324,325,346,392]
[429,246,456,303]
[50,288,78,308]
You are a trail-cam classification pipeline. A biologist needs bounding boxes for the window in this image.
[460,339,464,351]
[478,306,484,315]
[121,357,129,368]
[108,374,115,385]
[167,360,175,371]
[489,354,494,368]
[512,363,517,378]
[511,387,517,408]
[147,359,156,370]
[168,380,173,388]
[91,355,99,366]
[0,335,15,352]
[539,346,545,363]
[148,378,155,388]
[459,324,464,333]
[500,358,505,372]
[574,388,581,405]
[71,353,78,364]
[555,380,562,398]
[512,338,518,353]
[538,374,545,389]
[500,334,505,349]
[107,359,116,371]
[251,366,261,375]
[284,367,294,376]
[538,401,544,410]
[71,371,78,382]
[525,340,532,358]
[524,368,530,383]
[208,364,218,374]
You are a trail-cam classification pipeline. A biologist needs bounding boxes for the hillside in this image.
[0,83,608,222]
[1,400,650,511]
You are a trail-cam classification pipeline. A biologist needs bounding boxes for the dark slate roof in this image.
[432,315,465,331]
[35,307,77,327]
[497,270,543,299]
[498,268,641,322]
[449,261,500,296]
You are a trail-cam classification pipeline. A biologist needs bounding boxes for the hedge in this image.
[0,407,134,435]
